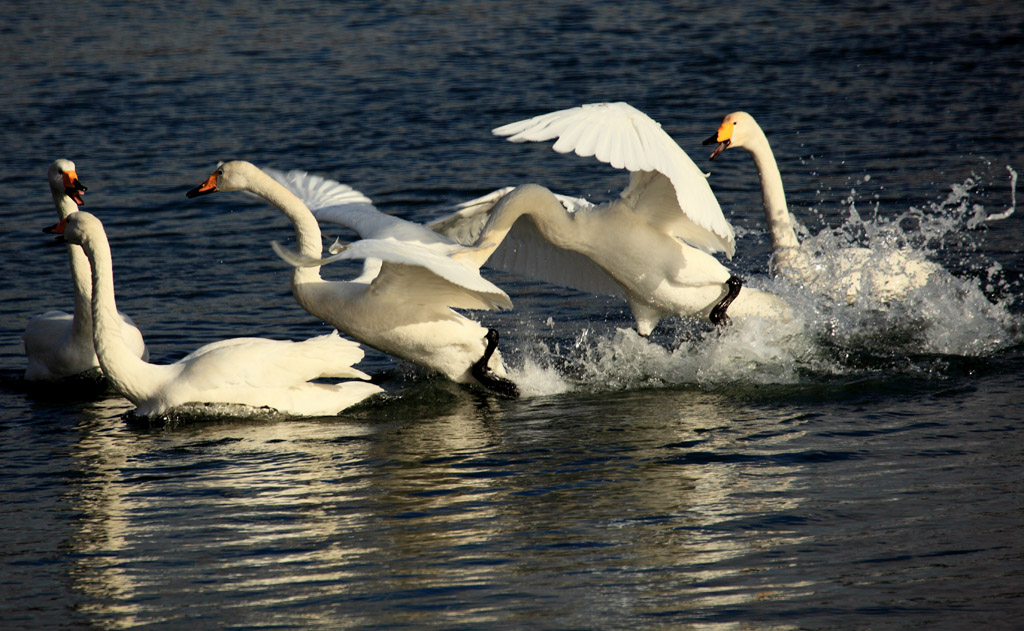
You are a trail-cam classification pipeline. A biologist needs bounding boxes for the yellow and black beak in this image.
[703,122,734,160]
[62,170,87,206]
[186,172,219,198]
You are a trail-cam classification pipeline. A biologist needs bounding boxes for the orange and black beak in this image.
[63,170,87,206]
[703,122,734,160]
[186,171,219,198]
[43,217,68,241]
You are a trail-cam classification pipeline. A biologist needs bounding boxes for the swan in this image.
[704,111,939,303]
[185,161,519,397]
[428,102,793,336]
[53,211,383,417]
[23,159,148,382]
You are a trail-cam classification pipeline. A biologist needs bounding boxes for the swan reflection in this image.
[66,386,818,628]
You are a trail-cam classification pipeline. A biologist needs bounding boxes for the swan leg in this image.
[471,329,520,398]
[709,276,743,326]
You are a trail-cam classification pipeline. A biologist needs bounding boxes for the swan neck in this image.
[471,185,573,265]
[52,191,79,220]
[84,233,157,399]
[746,135,800,251]
[67,243,95,341]
[246,169,324,286]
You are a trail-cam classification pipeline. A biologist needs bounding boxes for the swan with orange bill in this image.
[23,159,148,382]
[51,210,382,417]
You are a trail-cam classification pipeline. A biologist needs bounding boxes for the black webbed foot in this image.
[710,276,743,327]
[471,329,520,398]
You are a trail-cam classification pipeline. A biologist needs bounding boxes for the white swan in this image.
[54,211,382,417]
[186,161,519,397]
[428,102,792,336]
[705,111,939,303]
[23,159,148,382]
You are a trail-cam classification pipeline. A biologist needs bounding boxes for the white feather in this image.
[492,102,734,256]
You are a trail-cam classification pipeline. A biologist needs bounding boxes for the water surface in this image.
[1,1,1022,629]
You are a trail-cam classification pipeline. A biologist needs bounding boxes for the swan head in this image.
[186,160,259,197]
[51,210,103,247]
[703,111,762,160]
[48,158,88,213]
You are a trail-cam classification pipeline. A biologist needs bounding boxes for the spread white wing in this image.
[493,102,735,257]
[264,167,457,248]
[430,189,624,298]
[273,238,512,311]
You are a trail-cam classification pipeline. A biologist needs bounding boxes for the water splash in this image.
[508,349,574,397]
[123,402,294,426]
[799,165,1018,296]
[510,316,823,394]
[504,169,1021,395]
[786,165,1021,354]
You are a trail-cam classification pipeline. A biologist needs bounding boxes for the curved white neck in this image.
[66,237,95,343]
[81,230,162,401]
[743,133,801,251]
[51,188,80,220]
[464,184,575,267]
[51,190,96,346]
[243,168,325,288]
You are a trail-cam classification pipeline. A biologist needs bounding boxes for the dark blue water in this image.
[2,1,1023,629]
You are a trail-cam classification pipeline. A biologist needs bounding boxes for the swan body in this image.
[186,161,518,396]
[56,211,382,417]
[430,103,792,335]
[23,159,148,382]
[706,111,939,302]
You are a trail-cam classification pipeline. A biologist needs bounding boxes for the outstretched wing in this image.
[430,189,624,298]
[273,238,512,311]
[265,167,459,247]
[493,102,735,257]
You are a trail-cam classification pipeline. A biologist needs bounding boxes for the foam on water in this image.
[799,165,1017,293]
[509,315,820,394]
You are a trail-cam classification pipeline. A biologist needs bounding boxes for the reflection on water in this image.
[64,387,825,629]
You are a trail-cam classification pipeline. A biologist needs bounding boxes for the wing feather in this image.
[493,102,735,256]
[487,216,625,298]
[179,332,370,390]
[430,192,622,298]
[274,239,512,311]
[264,167,459,249]
[426,187,516,245]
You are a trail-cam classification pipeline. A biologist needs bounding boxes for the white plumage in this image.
[430,103,791,335]
[493,102,735,256]
[706,111,939,303]
[23,159,149,382]
[58,211,382,417]
[187,161,518,396]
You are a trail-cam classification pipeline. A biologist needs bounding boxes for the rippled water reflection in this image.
[36,374,1017,630]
